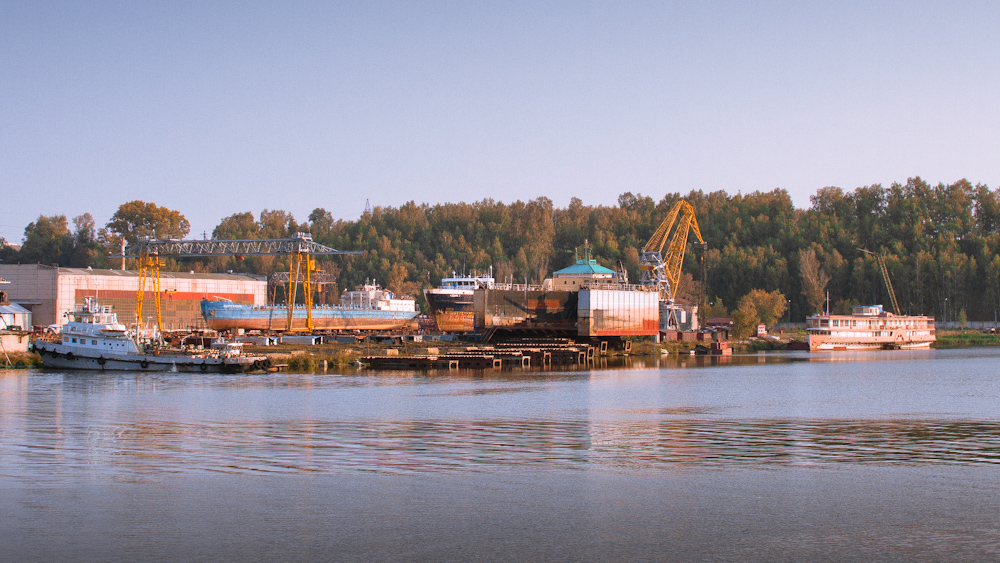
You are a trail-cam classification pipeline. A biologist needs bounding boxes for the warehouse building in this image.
[0,264,266,331]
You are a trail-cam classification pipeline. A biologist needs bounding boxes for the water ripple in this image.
[7,416,1000,477]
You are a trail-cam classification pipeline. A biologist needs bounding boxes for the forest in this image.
[4,176,1000,323]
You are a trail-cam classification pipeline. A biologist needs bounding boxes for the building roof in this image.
[56,267,265,281]
[554,258,616,277]
[0,303,31,315]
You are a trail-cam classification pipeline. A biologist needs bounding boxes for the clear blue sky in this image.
[2,1,999,243]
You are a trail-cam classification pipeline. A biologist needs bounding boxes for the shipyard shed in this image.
[0,264,266,330]
[0,302,32,331]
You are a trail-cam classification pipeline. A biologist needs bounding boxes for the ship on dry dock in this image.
[201,281,418,332]
[426,251,660,341]
[423,269,495,333]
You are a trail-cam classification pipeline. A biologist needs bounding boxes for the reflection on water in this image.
[2,347,1000,478]
[8,414,1000,477]
[6,349,1000,561]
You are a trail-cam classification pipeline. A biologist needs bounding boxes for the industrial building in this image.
[0,264,266,331]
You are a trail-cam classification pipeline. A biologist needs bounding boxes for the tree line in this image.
[3,176,999,323]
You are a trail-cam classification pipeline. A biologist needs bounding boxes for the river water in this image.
[3,348,1000,561]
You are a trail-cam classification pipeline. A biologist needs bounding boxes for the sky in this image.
[2,1,999,243]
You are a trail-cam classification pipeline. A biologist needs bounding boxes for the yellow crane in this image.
[126,233,360,336]
[859,248,901,315]
[640,200,705,301]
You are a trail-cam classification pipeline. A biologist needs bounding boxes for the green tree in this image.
[0,238,19,264]
[68,213,106,267]
[19,215,73,265]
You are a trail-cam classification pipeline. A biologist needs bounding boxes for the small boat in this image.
[33,298,269,372]
[806,305,935,351]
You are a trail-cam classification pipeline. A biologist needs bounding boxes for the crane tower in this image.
[640,200,705,302]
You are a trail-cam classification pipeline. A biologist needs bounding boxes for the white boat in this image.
[33,298,270,372]
[806,305,935,351]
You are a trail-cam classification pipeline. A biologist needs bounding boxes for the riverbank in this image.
[8,329,997,370]
[935,330,1000,347]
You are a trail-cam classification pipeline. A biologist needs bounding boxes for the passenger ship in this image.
[806,305,935,351]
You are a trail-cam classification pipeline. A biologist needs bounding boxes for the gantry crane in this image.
[269,270,340,305]
[124,232,360,335]
[640,200,706,301]
[859,248,900,315]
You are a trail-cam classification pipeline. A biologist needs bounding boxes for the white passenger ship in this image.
[33,298,269,372]
[806,305,935,351]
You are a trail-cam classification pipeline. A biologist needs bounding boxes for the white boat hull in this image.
[809,339,934,351]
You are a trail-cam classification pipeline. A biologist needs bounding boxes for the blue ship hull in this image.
[201,300,418,331]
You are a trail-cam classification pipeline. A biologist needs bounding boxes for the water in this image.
[3,348,1000,561]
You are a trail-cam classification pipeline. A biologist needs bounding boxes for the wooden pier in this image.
[360,340,598,370]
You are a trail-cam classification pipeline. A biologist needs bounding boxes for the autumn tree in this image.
[106,201,190,246]
[799,248,830,314]
[731,289,788,339]
[213,211,258,240]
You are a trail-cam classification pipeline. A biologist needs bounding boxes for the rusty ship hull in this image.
[423,289,476,332]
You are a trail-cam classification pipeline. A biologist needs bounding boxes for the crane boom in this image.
[859,248,901,315]
[640,200,705,301]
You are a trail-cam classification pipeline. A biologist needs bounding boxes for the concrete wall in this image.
[0,265,58,327]
[0,332,31,353]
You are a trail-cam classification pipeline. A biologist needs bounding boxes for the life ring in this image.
[97,357,106,366]
[200,363,208,372]
[140,360,149,369]
[252,360,262,370]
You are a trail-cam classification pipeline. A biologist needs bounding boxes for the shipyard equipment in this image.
[124,233,360,334]
[640,200,705,301]
[859,248,901,315]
